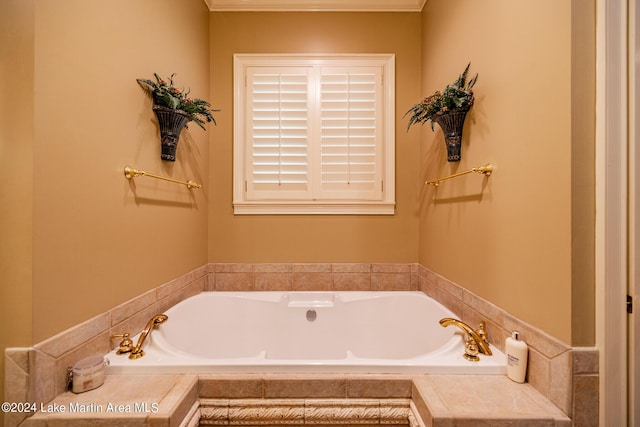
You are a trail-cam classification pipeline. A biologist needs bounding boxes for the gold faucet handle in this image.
[463,336,480,362]
[476,320,489,343]
[111,333,133,354]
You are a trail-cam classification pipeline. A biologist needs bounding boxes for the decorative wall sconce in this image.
[405,63,477,162]
[136,73,218,161]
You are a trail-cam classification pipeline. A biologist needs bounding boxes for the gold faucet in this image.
[110,333,134,354]
[439,317,492,361]
[128,314,168,360]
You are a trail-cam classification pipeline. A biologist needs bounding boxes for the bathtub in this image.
[106,291,506,374]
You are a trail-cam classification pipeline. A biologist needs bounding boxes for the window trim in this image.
[233,53,395,215]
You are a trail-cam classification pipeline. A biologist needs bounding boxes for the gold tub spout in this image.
[129,314,168,360]
[439,317,492,361]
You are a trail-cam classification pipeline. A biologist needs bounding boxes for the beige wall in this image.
[208,12,422,263]
[30,0,210,344]
[418,0,595,345]
[0,0,35,414]
[0,0,211,378]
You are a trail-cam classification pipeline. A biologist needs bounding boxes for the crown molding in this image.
[204,0,426,12]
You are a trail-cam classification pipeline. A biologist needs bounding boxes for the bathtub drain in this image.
[306,309,317,321]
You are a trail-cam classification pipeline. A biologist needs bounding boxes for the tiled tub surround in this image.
[18,374,571,426]
[4,263,598,426]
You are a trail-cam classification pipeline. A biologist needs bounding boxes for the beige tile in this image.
[333,272,371,291]
[332,263,372,273]
[435,275,464,300]
[417,275,438,299]
[5,349,34,427]
[156,267,206,301]
[555,419,573,427]
[181,265,208,285]
[427,375,561,423]
[156,277,183,302]
[254,263,293,273]
[573,347,599,374]
[110,290,156,326]
[206,272,216,291]
[215,263,254,273]
[35,312,110,358]
[372,263,412,273]
[263,376,347,398]
[27,375,186,426]
[346,377,412,398]
[409,274,419,291]
[6,347,30,373]
[198,376,264,398]
[149,375,199,427]
[371,273,411,291]
[525,347,551,398]
[549,350,573,416]
[15,416,47,427]
[519,381,572,423]
[156,280,203,313]
[419,267,437,285]
[503,313,570,359]
[214,272,254,291]
[255,272,294,291]
[294,263,332,273]
[32,348,57,404]
[293,272,333,291]
[433,287,463,317]
[4,348,31,403]
[411,377,450,427]
[461,291,503,327]
[572,375,599,427]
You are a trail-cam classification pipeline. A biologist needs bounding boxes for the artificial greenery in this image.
[405,63,478,131]
[136,73,218,130]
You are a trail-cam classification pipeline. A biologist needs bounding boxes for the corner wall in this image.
[418,0,595,345]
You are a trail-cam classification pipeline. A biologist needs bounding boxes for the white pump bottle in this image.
[505,331,528,383]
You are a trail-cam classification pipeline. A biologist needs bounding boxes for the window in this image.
[233,54,395,214]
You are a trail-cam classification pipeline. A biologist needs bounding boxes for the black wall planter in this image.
[153,105,191,162]
[434,108,469,162]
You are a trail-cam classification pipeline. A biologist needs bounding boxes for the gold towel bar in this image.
[124,166,201,189]
[426,164,494,187]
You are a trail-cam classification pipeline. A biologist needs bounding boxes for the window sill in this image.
[233,201,396,215]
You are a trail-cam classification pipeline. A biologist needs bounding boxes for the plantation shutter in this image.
[246,67,312,200]
[317,67,382,199]
[234,54,395,214]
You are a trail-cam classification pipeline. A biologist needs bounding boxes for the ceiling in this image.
[204,0,426,12]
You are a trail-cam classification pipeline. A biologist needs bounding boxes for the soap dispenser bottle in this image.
[505,331,528,383]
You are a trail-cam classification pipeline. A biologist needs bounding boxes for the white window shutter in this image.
[246,67,312,200]
[233,54,395,215]
[317,67,382,200]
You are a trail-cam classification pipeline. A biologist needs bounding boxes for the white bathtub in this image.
[106,291,506,374]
